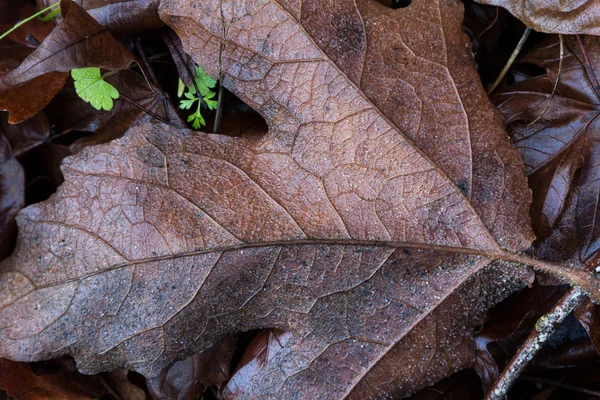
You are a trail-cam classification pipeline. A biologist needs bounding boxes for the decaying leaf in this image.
[0,358,101,400]
[1,1,599,399]
[0,0,137,124]
[0,134,24,261]
[147,335,236,400]
[37,0,163,35]
[3,0,137,87]
[492,35,600,264]
[474,0,600,35]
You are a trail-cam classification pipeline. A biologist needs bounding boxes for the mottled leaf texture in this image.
[493,36,600,264]
[473,0,600,35]
[2,0,591,399]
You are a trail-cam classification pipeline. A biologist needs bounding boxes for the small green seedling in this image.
[71,67,119,111]
[178,66,217,129]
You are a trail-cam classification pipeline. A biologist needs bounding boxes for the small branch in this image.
[528,34,563,126]
[485,287,586,400]
[487,27,531,95]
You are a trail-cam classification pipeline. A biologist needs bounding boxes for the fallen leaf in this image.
[1,1,598,399]
[0,112,49,157]
[0,1,55,46]
[3,0,137,88]
[0,0,137,124]
[148,335,236,400]
[0,72,68,124]
[223,330,291,399]
[473,0,600,35]
[0,358,94,400]
[0,134,24,261]
[37,0,163,35]
[492,35,600,264]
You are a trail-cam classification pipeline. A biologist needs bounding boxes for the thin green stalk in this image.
[0,2,61,42]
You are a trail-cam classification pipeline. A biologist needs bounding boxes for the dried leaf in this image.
[0,72,68,124]
[473,0,600,35]
[0,358,94,400]
[1,1,598,399]
[3,0,137,88]
[148,335,236,400]
[0,0,137,124]
[492,36,600,264]
[0,112,49,157]
[37,0,163,35]
[0,134,24,261]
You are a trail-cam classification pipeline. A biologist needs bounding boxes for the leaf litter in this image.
[1,1,600,399]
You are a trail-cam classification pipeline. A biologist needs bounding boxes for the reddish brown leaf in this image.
[473,0,600,35]
[0,358,94,400]
[0,134,24,261]
[148,335,236,400]
[3,0,137,88]
[0,1,55,46]
[1,1,599,399]
[0,72,68,124]
[0,112,49,157]
[574,298,600,353]
[37,0,163,35]
[492,36,600,264]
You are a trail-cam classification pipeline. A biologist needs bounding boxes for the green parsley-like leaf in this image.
[178,66,218,130]
[71,67,119,111]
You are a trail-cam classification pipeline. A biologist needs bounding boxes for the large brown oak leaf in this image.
[1,0,598,398]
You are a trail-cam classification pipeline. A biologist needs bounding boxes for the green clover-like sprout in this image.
[72,67,119,111]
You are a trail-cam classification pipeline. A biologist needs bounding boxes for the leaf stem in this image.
[119,94,173,126]
[487,27,531,95]
[0,2,60,42]
[485,287,586,400]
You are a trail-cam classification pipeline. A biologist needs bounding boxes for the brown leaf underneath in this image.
[473,0,600,35]
[0,358,94,400]
[0,72,68,124]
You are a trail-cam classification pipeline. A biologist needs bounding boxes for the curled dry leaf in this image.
[492,35,600,265]
[1,0,599,398]
[473,0,600,35]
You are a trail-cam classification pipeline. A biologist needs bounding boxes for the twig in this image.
[518,376,600,397]
[528,34,563,126]
[213,0,227,134]
[119,94,173,126]
[485,287,586,400]
[487,27,531,95]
